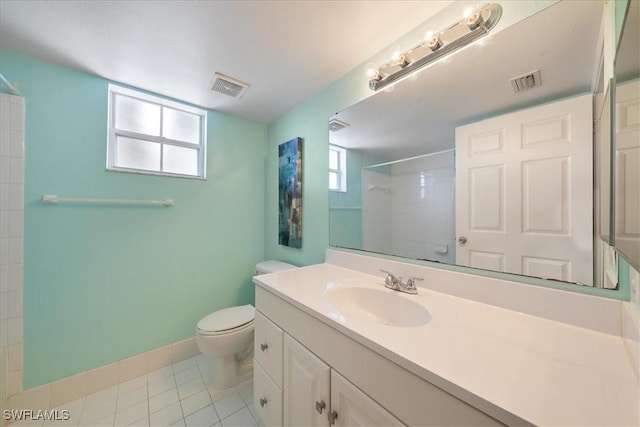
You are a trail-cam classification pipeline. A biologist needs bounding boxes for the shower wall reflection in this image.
[329,149,455,264]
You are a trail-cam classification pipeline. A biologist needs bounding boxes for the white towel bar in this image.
[42,195,174,207]
[329,206,362,211]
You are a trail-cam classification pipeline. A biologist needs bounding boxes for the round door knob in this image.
[260,343,268,351]
[458,236,467,244]
[259,397,267,407]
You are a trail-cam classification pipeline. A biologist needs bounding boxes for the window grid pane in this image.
[116,137,161,172]
[114,95,161,136]
[162,144,199,176]
[329,171,339,190]
[162,107,201,144]
[329,145,346,191]
[329,149,339,169]
[108,85,206,179]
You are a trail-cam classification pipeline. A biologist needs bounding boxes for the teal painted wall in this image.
[265,0,630,300]
[1,51,268,388]
[328,149,394,249]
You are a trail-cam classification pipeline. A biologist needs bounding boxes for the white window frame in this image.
[107,84,207,179]
[329,144,347,192]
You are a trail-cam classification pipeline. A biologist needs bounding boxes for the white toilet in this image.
[196,260,296,389]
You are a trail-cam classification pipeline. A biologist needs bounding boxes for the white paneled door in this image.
[615,80,640,264]
[455,94,593,285]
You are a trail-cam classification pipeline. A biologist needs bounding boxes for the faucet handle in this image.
[380,269,395,279]
[380,269,400,287]
[406,277,424,289]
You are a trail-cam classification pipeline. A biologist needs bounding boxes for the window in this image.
[107,84,207,179]
[329,145,347,192]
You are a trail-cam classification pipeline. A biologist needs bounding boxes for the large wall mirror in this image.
[329,0,613,289]
[614,0,640,271]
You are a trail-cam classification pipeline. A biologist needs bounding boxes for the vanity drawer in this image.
[253,361,283,427]
[254,310,284,387]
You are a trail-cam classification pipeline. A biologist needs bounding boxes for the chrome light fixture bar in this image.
[369,3,502,91]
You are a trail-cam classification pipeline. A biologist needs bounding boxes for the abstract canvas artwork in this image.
[278,137,302,248]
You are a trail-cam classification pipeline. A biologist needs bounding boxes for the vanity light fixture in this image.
[369,3,502,91]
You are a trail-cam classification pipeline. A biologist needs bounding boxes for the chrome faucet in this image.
[380,269,422,295]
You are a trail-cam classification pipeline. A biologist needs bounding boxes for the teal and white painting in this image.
[278,137,302,248]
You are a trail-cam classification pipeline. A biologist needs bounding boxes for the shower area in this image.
[362,150,456,264]
[1,76,25,423]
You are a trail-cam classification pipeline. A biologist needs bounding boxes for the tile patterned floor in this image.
[12,355,258,427]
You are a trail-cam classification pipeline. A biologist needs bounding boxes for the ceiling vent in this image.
[510,69,542,93]
[329,118,350,132]
[210,72,250,98]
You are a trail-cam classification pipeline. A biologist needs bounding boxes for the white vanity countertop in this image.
[254,263,640,426]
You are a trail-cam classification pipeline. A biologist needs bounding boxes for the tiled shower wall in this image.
[1,92,25,419]
[390,151,455,263]
[361,151,455,263]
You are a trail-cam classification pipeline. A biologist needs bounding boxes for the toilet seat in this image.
[196,304,254,335]
[197,319,254,337]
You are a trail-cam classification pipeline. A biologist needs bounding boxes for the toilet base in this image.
[209,352,253,390]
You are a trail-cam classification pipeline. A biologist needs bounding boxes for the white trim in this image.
[329,144,347,192]
[7,338,199,412]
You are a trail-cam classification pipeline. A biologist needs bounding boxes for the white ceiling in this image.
[0,0,453,123]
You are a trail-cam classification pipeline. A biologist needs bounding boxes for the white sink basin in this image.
[327,287,431,327]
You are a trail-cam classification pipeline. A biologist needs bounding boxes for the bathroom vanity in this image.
[252,250,639,426]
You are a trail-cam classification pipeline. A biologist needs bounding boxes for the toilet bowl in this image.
[196,260,296,389]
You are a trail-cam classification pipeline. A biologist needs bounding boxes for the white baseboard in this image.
[6,337,198,417]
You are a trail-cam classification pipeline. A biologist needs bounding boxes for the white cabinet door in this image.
[254,361,283,427]
[330,370,405,427]
[283,334,330,427]
[455,94,593,284]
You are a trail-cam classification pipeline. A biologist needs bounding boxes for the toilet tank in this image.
[255,260,297,275]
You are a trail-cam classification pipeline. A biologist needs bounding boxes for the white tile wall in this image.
[1,93,25,416]
[362,152,455,263]
[361,170,392,254]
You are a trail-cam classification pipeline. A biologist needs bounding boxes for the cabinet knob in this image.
[260,343,268,351]
[259,397,268,407]
[328,409,338,425]
[315,400,326,414]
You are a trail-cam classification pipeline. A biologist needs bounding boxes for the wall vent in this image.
[510,69,542,93]
[329,118,350,132]
[210,72,250,98]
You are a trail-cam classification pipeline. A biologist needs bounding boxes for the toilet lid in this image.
[197,304,255,333]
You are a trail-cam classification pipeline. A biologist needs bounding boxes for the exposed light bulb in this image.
[463,7,474,18]
[427,35,442,51]
[365,62,378,77]
[424,30,434,41]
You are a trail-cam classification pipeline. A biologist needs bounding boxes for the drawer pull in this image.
[259,397,268,407]
[328,409,338,425]
[260,343,269,351]
[315,400,326,414]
